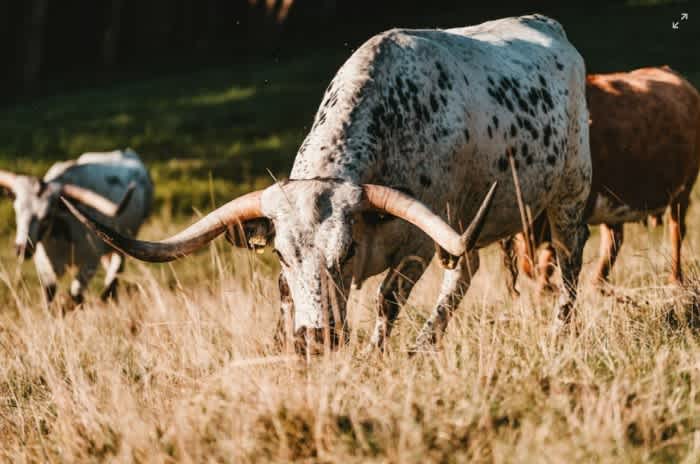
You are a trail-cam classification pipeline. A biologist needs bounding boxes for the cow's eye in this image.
[273,249,288,266]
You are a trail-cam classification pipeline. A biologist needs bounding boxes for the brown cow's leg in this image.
[536,242,557,294]
[646,213,663,228]
[669,195,689,284]
[500,236,521,298]
[591,223,624,286]
[514,233,534,280]
[500,233,537,298]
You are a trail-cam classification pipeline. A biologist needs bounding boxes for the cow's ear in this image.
[225,218,275,253]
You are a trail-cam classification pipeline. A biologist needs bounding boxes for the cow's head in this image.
[64,179,496,353]
[0,170,132,259]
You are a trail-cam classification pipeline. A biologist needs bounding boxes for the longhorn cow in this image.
[0,149,153,304]
[66,15,591,352]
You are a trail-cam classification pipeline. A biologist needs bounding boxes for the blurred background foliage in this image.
[0,0,697,230]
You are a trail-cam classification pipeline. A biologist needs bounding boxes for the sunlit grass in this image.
[2,214,700,461]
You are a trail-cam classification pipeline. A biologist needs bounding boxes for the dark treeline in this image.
[0,0,692,101]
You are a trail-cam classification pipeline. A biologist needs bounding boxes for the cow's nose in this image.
[294,327,338,355]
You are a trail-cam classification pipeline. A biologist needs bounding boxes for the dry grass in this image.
[2,214,700,462]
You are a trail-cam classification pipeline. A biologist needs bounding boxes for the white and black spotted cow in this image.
[0,149,153,305]
[66,15,591,353]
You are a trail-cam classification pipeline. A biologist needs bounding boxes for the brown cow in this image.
[502,66,700,296]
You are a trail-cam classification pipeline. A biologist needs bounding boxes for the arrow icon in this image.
[672,21,679,29]
[681,13,688,20]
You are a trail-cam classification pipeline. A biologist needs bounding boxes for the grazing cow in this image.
[0,149,153,304]
[501,66,700,295]
[66,15,591,353]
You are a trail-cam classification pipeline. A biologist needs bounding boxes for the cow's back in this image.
[586,67,700,224]
[51,149,153,236]
[292,14,589,246]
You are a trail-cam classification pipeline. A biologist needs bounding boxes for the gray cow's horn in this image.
[361,181,498,257]
[0,170,17,193]
[61,182,135,217]
[62,190,264,262]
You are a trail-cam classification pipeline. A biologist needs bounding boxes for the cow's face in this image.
[260,180,362,350]
[11,177,59,258]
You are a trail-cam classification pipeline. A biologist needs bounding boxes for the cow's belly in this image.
[587,193,665,225]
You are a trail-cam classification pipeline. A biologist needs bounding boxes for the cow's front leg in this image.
[274,272,295,353]
[548,207,589,324]
[100,253,124,301]
[367,256,428,352]
[33,243,58,304]
[411,251,479,352]
[591,223,623,286]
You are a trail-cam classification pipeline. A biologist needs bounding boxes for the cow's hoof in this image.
[360,343,382,359]
[407,335,439,357]
[537,282,558,295]
[53,294,81,316]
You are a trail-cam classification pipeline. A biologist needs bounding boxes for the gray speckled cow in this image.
[66,15,591,353]
[0,149,153,304]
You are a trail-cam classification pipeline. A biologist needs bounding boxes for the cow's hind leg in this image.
[547,204,589,324]
[69,260,98,306]
[591,223,624,286]
[100,253,123,301]
[367,256,428,351]
[669,193,690,284]
[411,251,479,352]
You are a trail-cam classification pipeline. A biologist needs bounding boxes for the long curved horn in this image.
[61,184,120,216]
[462,181,498,251]
[61,190,264,262]
[0,170,17,194]
[61,182,136,217]
[361,182,498,257]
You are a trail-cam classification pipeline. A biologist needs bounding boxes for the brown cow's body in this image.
[503,66,700,294]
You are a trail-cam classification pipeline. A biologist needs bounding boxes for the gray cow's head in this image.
[64,179,496,353]
[0,170,131,259]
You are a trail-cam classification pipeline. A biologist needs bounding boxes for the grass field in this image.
[1,2,700,462]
